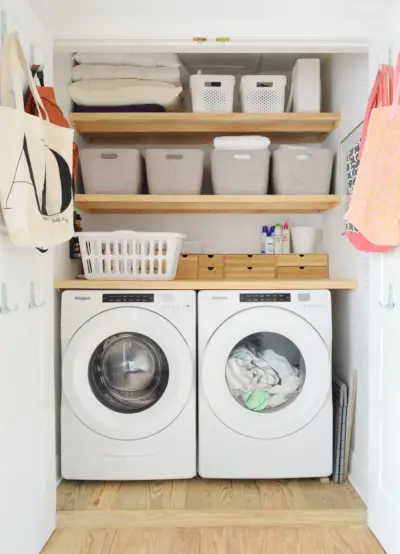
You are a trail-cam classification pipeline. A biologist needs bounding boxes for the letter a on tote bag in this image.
[0,33,74,248]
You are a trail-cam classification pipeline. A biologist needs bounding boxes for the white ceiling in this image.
[26,0,390,42]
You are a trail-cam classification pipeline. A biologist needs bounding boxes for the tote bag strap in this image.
[1,33,48,119]
[380,64,393,106]
[359,70,382,157]
[390,53,400,119]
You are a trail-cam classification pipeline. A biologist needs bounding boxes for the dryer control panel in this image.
[102,294,154,303]
[240,293,291,303]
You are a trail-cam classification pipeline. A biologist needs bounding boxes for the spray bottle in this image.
[282,221,290,254]
[274,224,282,254]
[260,225,268,254]
[266,227,274,254]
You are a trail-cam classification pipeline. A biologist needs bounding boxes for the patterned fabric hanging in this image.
[345,141,361,235]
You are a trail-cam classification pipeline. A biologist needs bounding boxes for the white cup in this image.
[291,226,317,254]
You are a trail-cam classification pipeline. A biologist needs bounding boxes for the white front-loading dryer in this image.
[61,290,196,480]
[198,290,332,479]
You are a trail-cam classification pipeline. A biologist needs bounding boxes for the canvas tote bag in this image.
[345,65,393,252]
[346,54,400,247]
[25,67,80,185]
[0,33,74,248]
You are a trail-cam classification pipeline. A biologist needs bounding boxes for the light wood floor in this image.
[42,479,385,553]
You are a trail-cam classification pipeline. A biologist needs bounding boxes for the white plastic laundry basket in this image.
[190,74,235,112]
[241,75,287,113]
[79,231,185,280]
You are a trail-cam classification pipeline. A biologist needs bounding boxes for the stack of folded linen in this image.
[68,53,184,112]
[213,135,271,150]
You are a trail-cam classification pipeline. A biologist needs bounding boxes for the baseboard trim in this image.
[349,450,369,506]
[56,452,62,487]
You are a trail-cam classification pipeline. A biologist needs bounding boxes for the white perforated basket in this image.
[190,74,235,113]
[78,231,185,280]
[241,75,287,113]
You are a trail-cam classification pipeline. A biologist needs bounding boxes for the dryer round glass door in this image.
[201,306,330,439]
[63,307,193,440]
[89,332,169,414]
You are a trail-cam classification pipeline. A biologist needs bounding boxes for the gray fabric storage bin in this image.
[272,147,334,195]
[81,148,142,194]
[211,150,271,195]
[145,149,204,194]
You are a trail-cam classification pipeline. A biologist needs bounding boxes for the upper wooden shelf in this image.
[74,194,340,214]
[55,279,358,291]
[70,112,340,143]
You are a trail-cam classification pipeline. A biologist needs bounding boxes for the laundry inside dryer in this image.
[226,331,306,412]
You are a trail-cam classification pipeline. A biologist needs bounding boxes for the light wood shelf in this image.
[74,194,340,214]
[70,112,340,143]
[55,279,357,291]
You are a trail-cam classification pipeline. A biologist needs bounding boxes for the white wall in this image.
[1,0,52,81]
[0,2,58,551]
[28,0,389,42]
[52,51,82,479]
[0,0,58,473]
[322,53,370,502]
[83,213,323,254]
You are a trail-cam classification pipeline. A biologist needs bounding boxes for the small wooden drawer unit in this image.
[276,254,329,280]
[199,254,225,268]
[198,254,225,279]
[276,266,329,279]
[225,254,276,280]
[276,254,328,267]
[175,254,199,280]
[276,254,329,279]
[225,254,276,267]
[198,265,224,280]
[225,266,275,280]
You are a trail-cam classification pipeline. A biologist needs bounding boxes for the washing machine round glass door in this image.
[202,306,330,439]
[63,307,193,440]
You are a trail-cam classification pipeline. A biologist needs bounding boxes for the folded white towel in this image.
[73,53,181,68]
[72,64,182,86]
[213,136,271,150]
[68,79,182,108]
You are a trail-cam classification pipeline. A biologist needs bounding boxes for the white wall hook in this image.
[380,283,396,310]
[29,282,45,309]
[0,282,18,314]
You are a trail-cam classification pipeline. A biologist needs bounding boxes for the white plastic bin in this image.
[272,147,334,195]
[79,231,185,280]
[291,227,317,254]
[145,149,204,194]
[292,59,321,113]
[190,74,235,112]
[81,148,142,194]
[211,150,271,195]
[241,75,287,113]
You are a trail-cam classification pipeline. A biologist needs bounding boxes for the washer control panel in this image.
[102,294,155,303]
[240,293,291,303]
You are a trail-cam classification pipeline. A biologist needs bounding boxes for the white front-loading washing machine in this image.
[198,290,332,479]
[61,290,196,480]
